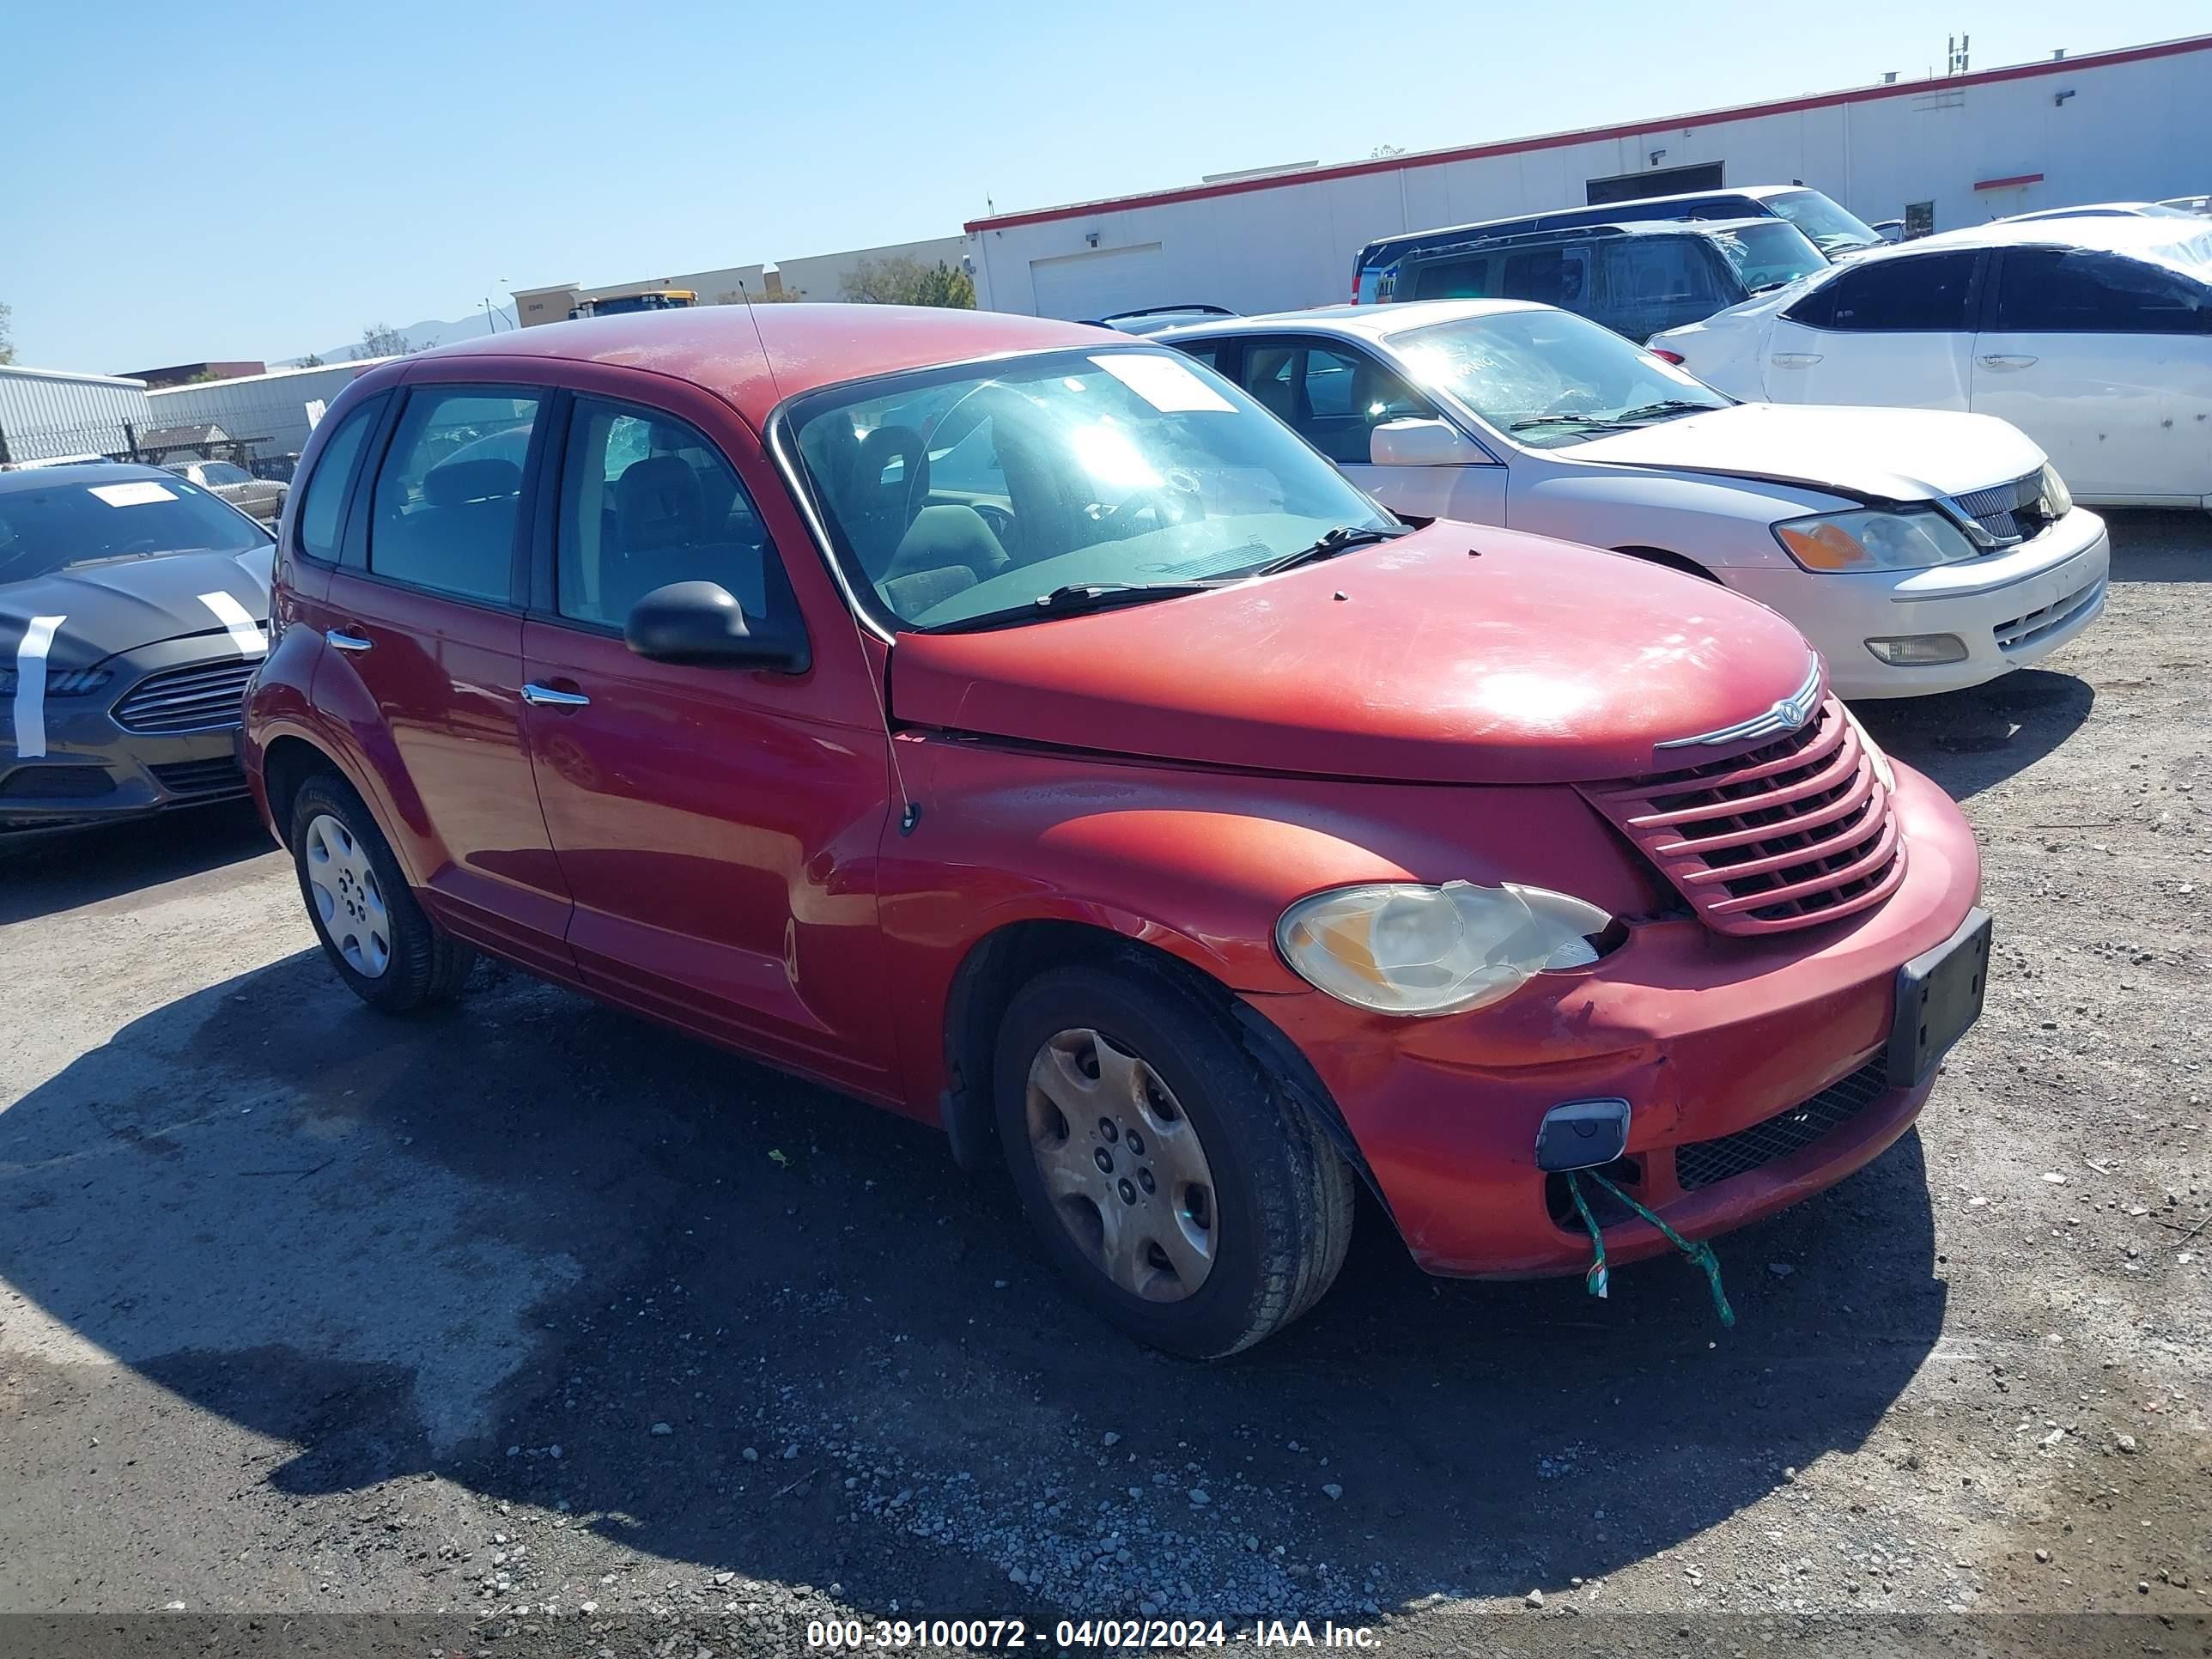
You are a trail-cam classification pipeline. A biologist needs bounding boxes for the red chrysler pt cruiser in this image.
[241,304,1988,1357]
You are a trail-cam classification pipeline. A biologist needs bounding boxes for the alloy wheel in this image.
[1024,1027,1218,1302]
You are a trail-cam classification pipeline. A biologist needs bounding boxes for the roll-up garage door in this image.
[1027,244,1168,320]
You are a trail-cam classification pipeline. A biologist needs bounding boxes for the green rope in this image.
[1565,1168,1736,1328]
[1565,1166,1610,1301]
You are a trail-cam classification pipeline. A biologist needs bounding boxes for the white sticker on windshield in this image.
[1091,354,1235,414]
[88,481,178,507]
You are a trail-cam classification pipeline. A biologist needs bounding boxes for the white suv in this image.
[1164,300,2109,699]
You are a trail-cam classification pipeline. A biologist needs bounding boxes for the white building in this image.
[965,33,2212,320]
[0,366,157,466]
[147,359,396,467]
[512,234,969,327]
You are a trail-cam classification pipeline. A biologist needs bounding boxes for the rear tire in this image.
[993,955,1355,1358]
[289,772,475,1013]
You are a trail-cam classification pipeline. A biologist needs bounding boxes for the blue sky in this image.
[5,1,2205,369]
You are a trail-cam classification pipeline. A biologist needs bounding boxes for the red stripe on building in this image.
[964,34,2212,234]
[1973,172,2048,191]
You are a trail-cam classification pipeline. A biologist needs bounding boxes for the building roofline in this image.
[963,32,2212,233]
[144,357,395,394]
[0,364,149,389]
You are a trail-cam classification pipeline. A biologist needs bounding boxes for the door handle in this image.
[325,629,372,652]
[520,682,590,708]
[1770,353,1822,368]
[1978,354,2039,370]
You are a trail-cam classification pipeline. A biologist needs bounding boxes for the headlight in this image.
[2039,463,2073,520]
[1838,702,1898,793]
[0,666,112,698]
[1275,881,1614,1017]
[1773,508,1980,573]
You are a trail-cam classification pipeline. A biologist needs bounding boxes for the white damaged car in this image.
[1164,299,2109,698]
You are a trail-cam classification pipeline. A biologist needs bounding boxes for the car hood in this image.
[0,546,272,672]
[890,524,1818,786]
[1563,402,2048,501]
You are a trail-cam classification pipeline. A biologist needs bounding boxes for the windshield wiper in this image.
[1505,413,1638,434]
[927,581,1216,635]
[1611,399,1719,423]
[1248,522,1412,578]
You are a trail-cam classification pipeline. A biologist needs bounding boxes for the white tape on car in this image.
[13,616,66,760]
[198,591,268,658]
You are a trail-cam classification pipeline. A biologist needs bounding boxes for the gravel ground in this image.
[1,511,2206,1656]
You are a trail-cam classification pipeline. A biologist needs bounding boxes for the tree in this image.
[0,299,14,366]
[297,352,326,368]
[358,323,414,360]
[839,257,975,309]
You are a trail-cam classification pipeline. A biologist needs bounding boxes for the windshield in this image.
[1768,189,1882,254]
[0,474,268,584]
[788,348,1390,630]
[1386,308,1730,449]
[1711,221,1829,292]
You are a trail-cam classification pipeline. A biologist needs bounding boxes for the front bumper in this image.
[1724,510,2110,700]
[1253,763,1981,1277]
[1,638,256,830]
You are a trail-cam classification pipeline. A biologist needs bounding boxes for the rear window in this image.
[0,475,267,584]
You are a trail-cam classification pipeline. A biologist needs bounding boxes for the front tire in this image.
[993,956,1355,1358]
[289,773,475,1013]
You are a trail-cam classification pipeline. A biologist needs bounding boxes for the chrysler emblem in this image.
[1656,657,1822,750]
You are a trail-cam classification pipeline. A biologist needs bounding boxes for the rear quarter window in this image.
[294,395,386,563]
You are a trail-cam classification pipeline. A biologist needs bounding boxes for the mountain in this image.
[285,305,519,368]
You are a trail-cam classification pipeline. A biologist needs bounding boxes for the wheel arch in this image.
[936,917,1389,1220]
[1613,544,1721,581]
[260,732,342,850]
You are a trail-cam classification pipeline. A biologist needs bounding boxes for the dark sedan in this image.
[1,464,273,830]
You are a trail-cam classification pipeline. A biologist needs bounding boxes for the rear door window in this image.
[1784,252,1979,331]
[367,388,542,604]
[1595,237,1727,310]
[1498,243,1595,311]
[1410,252,1497,301]
[1991,249,2211,333]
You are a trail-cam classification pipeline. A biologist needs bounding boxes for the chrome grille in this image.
[1579,696,1906,936]
[1674,1060,1889,1190]
[1951,471,2057,546]
[1996,579,2106,653]
[112,659,257,735]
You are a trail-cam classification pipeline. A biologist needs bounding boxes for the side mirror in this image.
[624,580,810,672]
[1369,417,1487,467]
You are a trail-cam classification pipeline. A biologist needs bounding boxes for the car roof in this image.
[1161,298,1551,344]
[1909,215,2212,258]
[1382,215,1789,258]
[1359,188,1809,253]
[399,303,1115,427]
[0,460,179,495]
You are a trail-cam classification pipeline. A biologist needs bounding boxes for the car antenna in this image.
[737,277,921,836]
